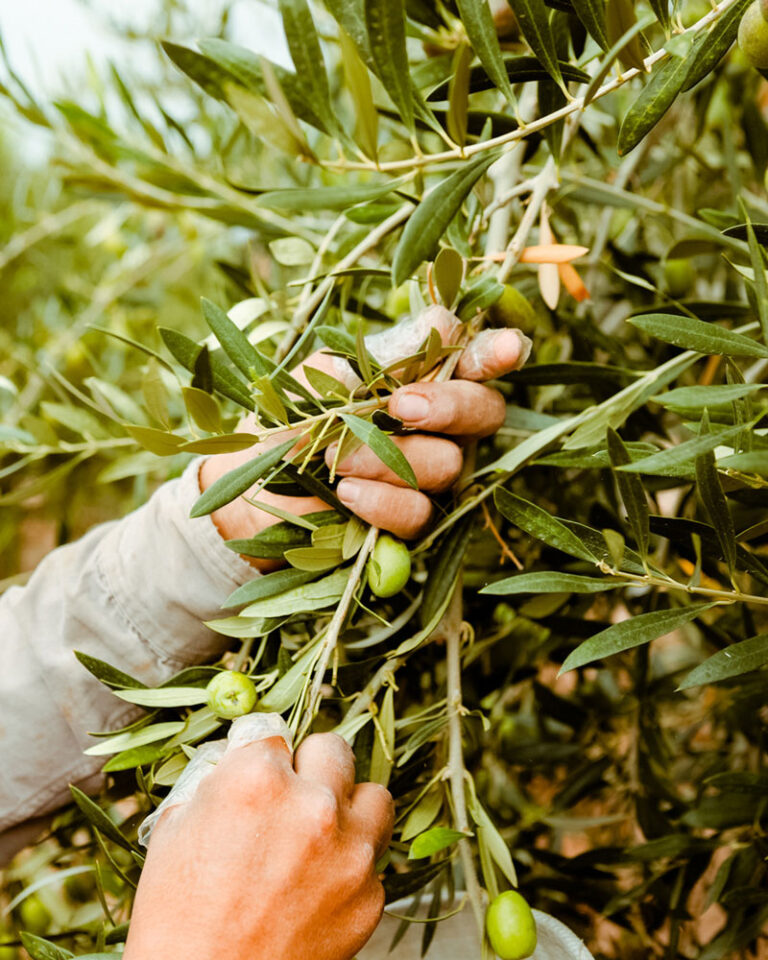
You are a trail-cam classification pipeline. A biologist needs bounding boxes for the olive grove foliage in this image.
[1,0,768,956]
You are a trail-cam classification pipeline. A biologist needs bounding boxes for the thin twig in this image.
[299,525,379,738]
[444,581,486,940]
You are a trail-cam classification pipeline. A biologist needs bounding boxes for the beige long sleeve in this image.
[0,460,254,862]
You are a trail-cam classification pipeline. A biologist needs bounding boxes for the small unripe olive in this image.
[17,895,51,936]
[739,0,768,70]
[368,535,411,598]
[490,285,538,332]
[663,258,694,299]
[485,890,538,960]
[206,671,258,719]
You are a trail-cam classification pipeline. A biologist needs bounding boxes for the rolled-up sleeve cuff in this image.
[96,458,257,666]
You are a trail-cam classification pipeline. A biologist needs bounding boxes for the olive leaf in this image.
[189,437,295,517]
[408,826,471,860]
[75,651,147,690]
[695,411,737,578]
[392,151,499,285]
[338,413,418,488]
[159,326,256,411]
[112,687,210,708]
[69,786,138,853]
[681,0,752,91]
[494,488,598,562]
[607,427,649,558]
[20,934,74,960]
[455,0,516,105]
[560,603,716,673]
[364,0,414,133]
[506,0,565,91]
[678,633,768,689]
[481,571,632,595]
[605,0,649,73]
[628,314,768,358]
[446,44,472,148]
[618,422,745,474]
[618,44,695,155]
[338,26,378,159]
[571,0,610,51]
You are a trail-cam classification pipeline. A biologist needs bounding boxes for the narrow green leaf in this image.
[455,0,516,105]
[648,0,671,32]
[495,488,598,562]
[190,437,295,517]
[571,0,610,51]
[225,568,317,608]
[278,0,337,138]
[652,383,765,408]
[481,572,631,595]
[446,43,472,148]
[181,434,260,455]
[607,427,649,557]
[718,452,768,474]
[628,314,768,358]
[617,48,693,155]
[619,422,744,474]
[681,0,752,91]
[392,152,498,285]
[84,722,185,756]
[20,934,73,960]
[284,545,344,571]
[364,0,413,132]
[696,411,737,577]
[112,687,210,708]
[678,633,768,689]
[560,603,716,673]
[102,742,172,773]
[201,297,264,379]
[74,652,147,690]
[743,208,768,344]
[159,327,256,411]
[69,785,136,852]
[409,826,470,860]
[241,567,349,617]
[605,0,649,72]
[182,386,222,433]
[507,0,564,89]
[370,685,395,786]
[339,413,418,488]
[124,425,186,457]
[338,26,378,159]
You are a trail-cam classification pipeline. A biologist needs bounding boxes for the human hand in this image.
[124,732,393,960]
[199,307,531,563]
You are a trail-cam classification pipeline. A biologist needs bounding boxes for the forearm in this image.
[0,460,254,851]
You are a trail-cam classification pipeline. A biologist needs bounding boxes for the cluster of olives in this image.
[739,0,768,70]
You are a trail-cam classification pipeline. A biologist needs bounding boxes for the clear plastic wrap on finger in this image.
[138,713,293,847]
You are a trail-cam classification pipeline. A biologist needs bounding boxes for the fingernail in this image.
[337,478,361,506]
[392,392,430,423]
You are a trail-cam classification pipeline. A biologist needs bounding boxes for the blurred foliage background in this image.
[2,0,768,957]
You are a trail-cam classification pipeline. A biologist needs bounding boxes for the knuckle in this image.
[305,786,339,833]
[433,441,463,491]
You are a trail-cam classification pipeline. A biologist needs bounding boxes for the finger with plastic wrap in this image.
[138,712,293,847]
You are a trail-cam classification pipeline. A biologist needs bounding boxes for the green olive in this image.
[17,895,51,936]
[485,890,538,960]
[206,671,258,719]
[663,258,694,299]
[739,0,768,70]
[490,285,538,332]
[368,535,411,598]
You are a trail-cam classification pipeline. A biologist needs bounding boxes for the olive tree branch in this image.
[443,581,486,940]
[319,0,741,175]
[298,525,379,740]
[275,204,414,362]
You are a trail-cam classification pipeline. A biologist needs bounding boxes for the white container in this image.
[359,898,595,960]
